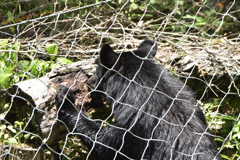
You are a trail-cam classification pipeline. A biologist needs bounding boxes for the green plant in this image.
[0,40,72,89]
[0,40,19,88]
[200,99,240,160]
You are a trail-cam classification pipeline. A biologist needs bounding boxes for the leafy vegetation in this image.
[200,98,240,159]
[0,40,72,89]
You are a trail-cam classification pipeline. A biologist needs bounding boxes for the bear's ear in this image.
[100,44,120,69]
[137,39,157,59]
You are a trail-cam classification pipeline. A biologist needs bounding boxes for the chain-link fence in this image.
[0,0,240,159]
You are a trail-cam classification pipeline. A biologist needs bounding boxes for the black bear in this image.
[57,39,220,160]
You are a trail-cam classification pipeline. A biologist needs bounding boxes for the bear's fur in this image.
[57,39,220,160]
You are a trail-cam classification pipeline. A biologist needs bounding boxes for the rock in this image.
[176,55,198,72]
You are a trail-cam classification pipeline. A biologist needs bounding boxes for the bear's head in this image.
[87,39,157,90]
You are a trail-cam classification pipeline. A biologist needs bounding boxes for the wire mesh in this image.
[0,0,240,159]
